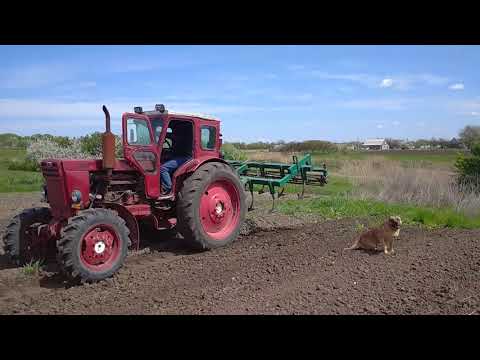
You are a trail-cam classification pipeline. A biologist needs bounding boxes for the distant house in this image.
[362,139,390,150]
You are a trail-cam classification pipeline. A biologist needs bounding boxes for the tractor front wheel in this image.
[57,208,130,283]
[176,162,246,250]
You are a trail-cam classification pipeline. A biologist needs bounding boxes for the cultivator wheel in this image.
[176,162,246,250]
[57,208,130,283]
[2,207,52,266]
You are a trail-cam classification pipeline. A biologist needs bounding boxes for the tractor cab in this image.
[121,105,221,199]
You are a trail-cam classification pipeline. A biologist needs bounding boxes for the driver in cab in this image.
[158,124,191,199]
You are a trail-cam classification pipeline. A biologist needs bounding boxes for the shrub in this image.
[455,143,480,187]
[279,140,337,153]
[221,143,248,161]
[79,132,123,158]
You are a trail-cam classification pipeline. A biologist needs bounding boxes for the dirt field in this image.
[0,192,479,315]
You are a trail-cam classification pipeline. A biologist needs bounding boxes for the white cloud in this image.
[392,120,401,126]
[339,98,410,110]
[309,71,378,87]
[0,97,308,132]
[0,63,77,89]
[289,66,450,91]
[380,78,393,88]
[376,124,384,129]
[416,121,426,127]
[449,83,464,90]
[472,112,479,116]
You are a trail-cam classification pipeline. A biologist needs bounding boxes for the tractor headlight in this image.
[71,190,82,204]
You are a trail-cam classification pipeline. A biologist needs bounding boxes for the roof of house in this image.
[363,139,387,146]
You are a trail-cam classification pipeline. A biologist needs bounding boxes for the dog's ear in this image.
[388,217,398,228]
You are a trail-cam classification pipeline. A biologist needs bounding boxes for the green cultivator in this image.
[226,154,328,211]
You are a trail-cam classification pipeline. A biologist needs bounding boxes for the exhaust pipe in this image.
[102,105,116,171]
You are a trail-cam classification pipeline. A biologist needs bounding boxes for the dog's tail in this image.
[342,240,359,253]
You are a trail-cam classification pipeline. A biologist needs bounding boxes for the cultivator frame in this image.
[226,154,328,211]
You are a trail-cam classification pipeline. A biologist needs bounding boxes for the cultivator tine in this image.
[278,186,285,198]
[270,192,276,213]
[268,183,276,213]
[248,182,255,211]
[258,185,266,194]
[297,179,306,200]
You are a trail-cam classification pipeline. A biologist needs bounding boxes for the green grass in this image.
[0,148,43,192]
[21,259,43,276]
[277,195,480,229]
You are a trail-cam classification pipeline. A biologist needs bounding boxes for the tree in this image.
[385,138,402,149]
[459,125,480,150]
[79,132,123,158]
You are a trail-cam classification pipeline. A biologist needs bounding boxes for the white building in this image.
[362,139,390,150]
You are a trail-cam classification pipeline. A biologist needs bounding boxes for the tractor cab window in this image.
[126,118,151,145]
[201,126,216,150]
[151,118,164,143]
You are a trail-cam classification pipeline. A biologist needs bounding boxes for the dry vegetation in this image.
[242,149,480,220]
[337,159,480,217]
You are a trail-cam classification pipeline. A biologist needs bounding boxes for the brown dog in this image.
[343,216,402,255]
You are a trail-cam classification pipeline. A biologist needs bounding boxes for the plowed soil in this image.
[0,193,479,315]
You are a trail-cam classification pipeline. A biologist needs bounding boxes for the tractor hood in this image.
[59,159,135,172]
[40,158,136,219]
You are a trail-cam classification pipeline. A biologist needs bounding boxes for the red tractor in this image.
[2,104,246,283]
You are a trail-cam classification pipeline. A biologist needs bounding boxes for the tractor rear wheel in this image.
[2,207,52,265]
[57,208,130,283]
[176,162,246,250]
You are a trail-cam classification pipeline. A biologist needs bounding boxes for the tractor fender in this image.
[102,202,140,251]
[172,157,231,194]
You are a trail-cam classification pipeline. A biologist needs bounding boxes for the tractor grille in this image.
[40,160,70,218]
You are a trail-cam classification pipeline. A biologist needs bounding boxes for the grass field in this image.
[277,195,480,229]
[0,148,43,192]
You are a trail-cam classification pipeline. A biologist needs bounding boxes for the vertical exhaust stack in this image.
[102,105,116,173]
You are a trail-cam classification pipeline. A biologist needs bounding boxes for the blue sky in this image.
[0,45,479,143]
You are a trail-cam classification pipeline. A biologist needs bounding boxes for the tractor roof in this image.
[139,110,220,123]
[168,111,220,122]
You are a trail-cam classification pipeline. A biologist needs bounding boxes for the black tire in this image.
[2,207,52,265]
[57,208,130,283]
[176,162,246,250]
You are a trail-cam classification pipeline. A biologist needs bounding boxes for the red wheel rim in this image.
[80,224,121,272]
[199,179,241,241]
